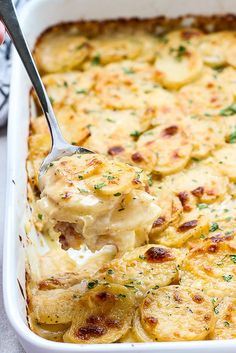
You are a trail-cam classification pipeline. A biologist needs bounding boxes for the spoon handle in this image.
[0,0,66,147]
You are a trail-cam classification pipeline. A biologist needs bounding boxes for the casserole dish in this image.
[4,0,236,352]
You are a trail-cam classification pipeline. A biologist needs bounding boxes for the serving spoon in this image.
[0,0,93,180]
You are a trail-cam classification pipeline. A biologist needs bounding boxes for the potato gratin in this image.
[27,17,236,343]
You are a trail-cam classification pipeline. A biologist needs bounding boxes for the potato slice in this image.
[178,67,234,116]
[31,288,82,324]
[139,285,215,341]
[155,46,203,89]
[137,124,192,175]
[156,211,209,248]
[132,309,154,342]
[29,319,70,342]
[85,160,137,196]
[162,163,229,205]
[209,297,236,339]
[213,144,236,181]
[198,32,234,67]
[42,71,95,105]
[35,31,91,73]
[91,36,142,65]
[187,116,226,159]
[161,29,204,48]
[181,236,236,297]
[63,283,135,343]
[150,184,183,238]
[98,244,182,295]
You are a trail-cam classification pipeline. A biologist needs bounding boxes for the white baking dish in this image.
[3,0,236,352]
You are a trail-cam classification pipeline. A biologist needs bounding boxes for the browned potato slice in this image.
[98,244,182,295]
[150,184,183,238]
[156,210,209,248]
[137,124,192,175]
[209,297,236,339]
[31,288,81,324]
[155,46,203,89]
[181,237,236,297]
[63,283,135,343]
[139,285,215,341]
[35,31,91,73]
[187,116,226,159]
[199,32,234,67]
[178,67,234,116]
[91,36,142,65]
[132,309,155,342]
[213,144,236,181]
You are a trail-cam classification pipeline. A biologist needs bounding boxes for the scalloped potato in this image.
[28,18,236,344]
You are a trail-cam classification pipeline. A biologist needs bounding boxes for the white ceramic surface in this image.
[3,0,236,352]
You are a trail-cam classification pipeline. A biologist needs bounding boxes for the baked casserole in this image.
[26,16,236,343]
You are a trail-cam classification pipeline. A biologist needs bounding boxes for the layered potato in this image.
[27,17,236,343]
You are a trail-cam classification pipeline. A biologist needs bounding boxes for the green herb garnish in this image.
[130,130,141,138]
[229,130,236,144]
[114,192,121,197]
[107,269,114,275]
[197,203,208,210]
[87,280,99,289]
[229,255,236,263]
[210,223,219,232]
[220,104,236,116]
[38,214,43,220]
[76,89,87,94]
[223,274,233,282]
[94,182,106,190]
[91,54,101,66]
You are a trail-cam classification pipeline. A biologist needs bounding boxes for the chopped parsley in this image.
[224,321,230,327]
[197,203,208,210]
[139,255,146,260]
[38,214,43,220]
[229,130,236,144]
[209,223,219,232]
[130,130,141,138]
[107,269,114,275]
[148,175,153,187]
[78,175,83,180]
[229,255,236,263]
[223,274,233,282]
[91,54,101,66]
[103,175,116,180]
[124,284,135,288]
[87,280,98,289]
[214,305,220,315]
[170,45,188,61]
[220,104,236,116]
[117,293,126,298]
[94,182,106,190]
[76,89,87,94]
[114,192,121,197]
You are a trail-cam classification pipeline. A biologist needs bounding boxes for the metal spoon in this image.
[0,0,93,180]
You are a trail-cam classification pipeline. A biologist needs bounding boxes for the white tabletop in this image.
[0,128,25,353]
